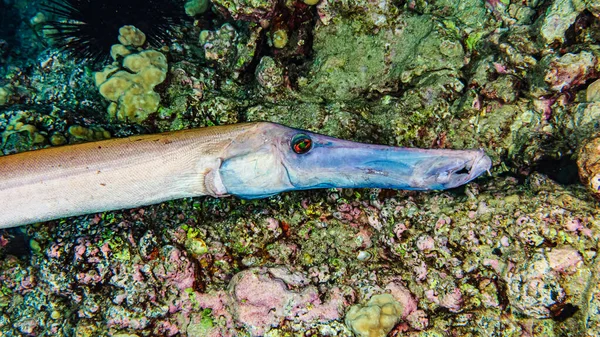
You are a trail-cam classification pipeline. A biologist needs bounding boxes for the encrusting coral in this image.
[344,294,404,337]
[94,27,167,123]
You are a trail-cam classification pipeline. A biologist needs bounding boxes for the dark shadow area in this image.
[532,157,580,185]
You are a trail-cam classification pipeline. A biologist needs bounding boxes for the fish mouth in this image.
[430,149,491,189]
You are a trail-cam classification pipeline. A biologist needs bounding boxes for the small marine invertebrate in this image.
[42,0,185,62]
[271,29,288,49]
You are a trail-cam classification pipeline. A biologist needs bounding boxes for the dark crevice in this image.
[532,157,580,185]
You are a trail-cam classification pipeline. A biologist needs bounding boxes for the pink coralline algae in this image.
[546,246,583,273]
[384,282,418,318]
[153,246,196,291]
[197,266,348,336]
[425,287,463,313]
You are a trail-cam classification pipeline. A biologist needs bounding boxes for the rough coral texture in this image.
[345,293,404,337]
[95,50,168,123]
[2,0,600,336]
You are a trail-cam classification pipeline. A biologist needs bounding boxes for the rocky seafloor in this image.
[1,0,600,336]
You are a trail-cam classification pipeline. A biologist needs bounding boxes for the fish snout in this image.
[425,149,491,189]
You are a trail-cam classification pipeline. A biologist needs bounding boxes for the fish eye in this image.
[291,133,312,154]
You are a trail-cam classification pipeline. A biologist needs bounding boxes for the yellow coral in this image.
[345,294,403,337]
[110,44,132,60]
[272,29,288,49]
[68,125,111,141]
[118,25,146,47]
[95,50,167,123]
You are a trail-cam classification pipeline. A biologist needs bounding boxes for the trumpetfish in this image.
[0,122,491,228]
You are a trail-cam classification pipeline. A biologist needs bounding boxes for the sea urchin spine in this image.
[42,0,187,63]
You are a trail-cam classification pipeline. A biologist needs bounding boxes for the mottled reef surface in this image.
[1,0,600,336]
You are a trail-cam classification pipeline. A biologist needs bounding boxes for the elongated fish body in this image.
[0,122,491,228]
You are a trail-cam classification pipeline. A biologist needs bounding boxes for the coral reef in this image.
[2,0,600,335]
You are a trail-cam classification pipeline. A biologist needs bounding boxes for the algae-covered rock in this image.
[301,15,464,102]
[199,23,263,77]
[577,133,600,197]
[0,85,12,106]
[184,0,209,16]
[211,0,277,22]
[543,51,598,92]
[255,56,284,91]
[538,0,586,45]
[407,0,489,30]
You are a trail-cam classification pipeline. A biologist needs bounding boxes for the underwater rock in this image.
[506,253,566,318]
[211,0,277,23]
[480,74,520,104]
[539,0,585,45]
[0,85,12,106]
[302,15,464,102]
[587,79,600,102]
[255,56,284,91]
[200,23,237,65]
[316,0,401,29]
[200,23,262,77]
[407,0,488,30]
[568,102,600,145]
[577,132,600,197]
[225,267,346,336]
[543,51,598,92]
